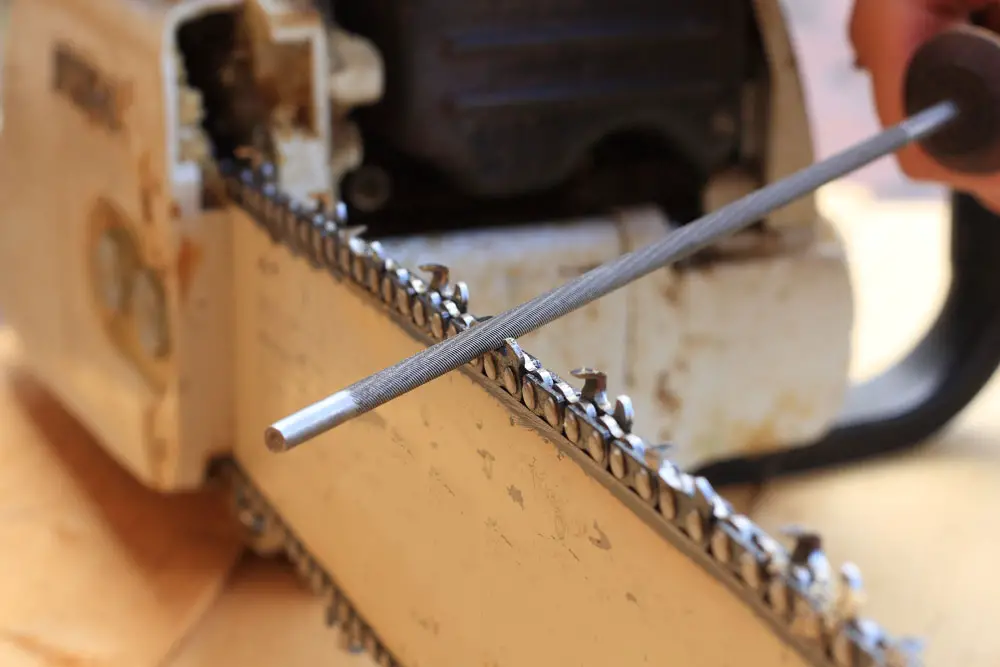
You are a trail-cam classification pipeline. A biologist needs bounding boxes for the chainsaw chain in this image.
[218,159,921,667]
[217,458,401,666]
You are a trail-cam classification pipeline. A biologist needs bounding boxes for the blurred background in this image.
[0,0,952,384]
[781,0,951,385]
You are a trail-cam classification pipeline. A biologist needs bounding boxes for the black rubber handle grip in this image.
[906,25,1000,174]
[696,192,1000,486]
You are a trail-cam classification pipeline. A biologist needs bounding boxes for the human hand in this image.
[850,0,1000,210]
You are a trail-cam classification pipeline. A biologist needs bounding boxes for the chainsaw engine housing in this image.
[0,0,849,492]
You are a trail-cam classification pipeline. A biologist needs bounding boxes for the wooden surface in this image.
[0,329,371,667]
[0,330,243,667]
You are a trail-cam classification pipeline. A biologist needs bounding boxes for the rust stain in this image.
[507,485,524,509]
[734,391,818,455]
[588,521,612,550]
[115,81,135,119]
[137,152,161,225]
[746,424,780,453]
[683,333,721,350]
[655,371,682,412]
[360,411,387,431]
[412,614,441,636]
[176,236,202,300]
[775,391,816,420]
[142,407,168,485]
[660,280,680,304]
[257,256,280,275]
[0,630,97,666]
[477,449,495,479]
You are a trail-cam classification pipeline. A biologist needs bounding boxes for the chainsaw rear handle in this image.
[697,191,1000,486]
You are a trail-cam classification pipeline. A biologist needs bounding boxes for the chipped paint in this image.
[477,449,495,479]
[588,522,612,551]
[175,235,202,300]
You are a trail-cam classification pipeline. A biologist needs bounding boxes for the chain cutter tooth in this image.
[562,394,596,446]
[531,376,576,429]
[832,621,874,667]
[482,350,500,381]
[295,208,320,262]
[334,226,365,275]
[579,413,613,467]
[449,280,470,312]
[430,300,461,340]
[418,263,450,292]
[343,614,365,652]
[492,338,527,396]
[445,312,475,338]
[709,513,754,570]
[823,566,868,667]
[349,237,373,285]
[382,267,410,309]
[668,471,704,543]
[238,168,259,212]
[309,213,337,269]
[255,181,278,236]
[307,561,332,596]
[570,368,612,414]
[412,264,447,330]
[253,181,276,235]
[831,562,866,628]
[362,627,381,658]
[608,433,634,481]
[762,539,793,621]
[684,477,731,549]
[320,220,340,270]
[634,441,672,504]
[612,434,658,504]
[789,582,827,643]
[395,273,426,320]
[654,460,686,522]
[612,394,634,432]
[294,208,318,264]
[883,637,924,667]
[272,197,297,249]
[732,524,771,594]
[324,589,348,628]
[359,241,388,294]
[519,356,554,415]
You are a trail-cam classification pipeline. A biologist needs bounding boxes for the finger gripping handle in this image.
[904,25,1000,174]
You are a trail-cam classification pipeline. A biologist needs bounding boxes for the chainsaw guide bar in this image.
[211,158,924,667]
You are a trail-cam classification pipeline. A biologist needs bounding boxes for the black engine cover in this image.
[334,0,761,232]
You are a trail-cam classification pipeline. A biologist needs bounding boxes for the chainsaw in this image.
[3,1,1000,666]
